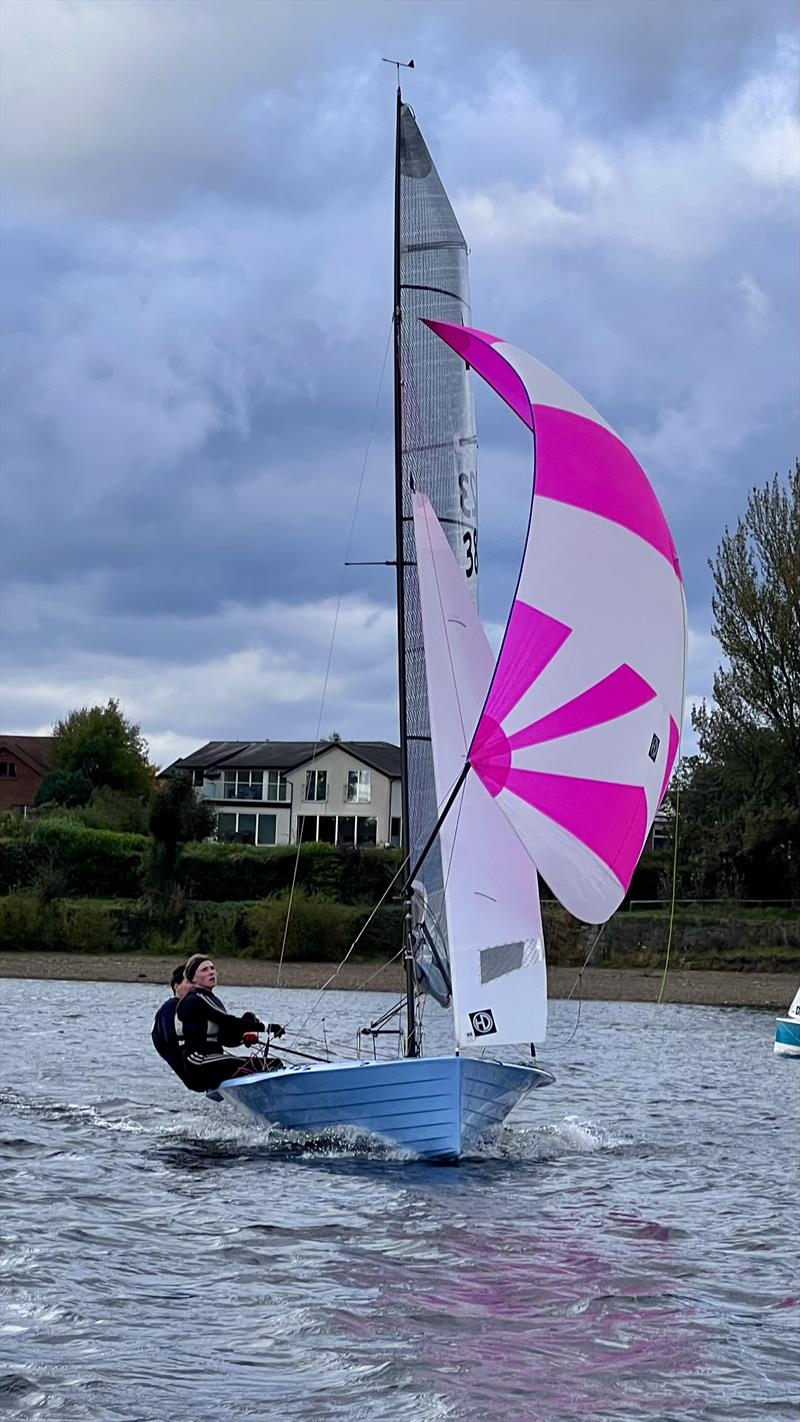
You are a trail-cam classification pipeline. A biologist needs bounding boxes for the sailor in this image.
[176,954,286,1093]
[151,964,193,1083]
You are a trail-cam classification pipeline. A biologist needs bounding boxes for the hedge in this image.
[177,842,401,904]
[0,892,405,961]
[0,827,402,905]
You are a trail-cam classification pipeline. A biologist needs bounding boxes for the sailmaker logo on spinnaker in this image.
[469,1010,497,1036]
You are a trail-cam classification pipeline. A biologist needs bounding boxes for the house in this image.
[165,738,402,848]
[0,736,55,814]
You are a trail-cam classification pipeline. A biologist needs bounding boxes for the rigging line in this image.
[353,946,405,993]
[284,847,413,1047]
[270,317,394,1002]
[656,783,682,1007]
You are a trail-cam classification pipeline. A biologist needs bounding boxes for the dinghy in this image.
[217,83,687,1159]
[774,985,800,1056]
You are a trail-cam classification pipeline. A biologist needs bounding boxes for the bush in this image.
[0,890,405,960]
[31,820,146,898]
[178,842,401,904]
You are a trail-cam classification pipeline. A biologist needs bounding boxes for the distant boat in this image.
[774,985,800,1056]
[216,81,687,1159]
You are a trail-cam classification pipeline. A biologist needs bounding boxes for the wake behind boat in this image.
[214,79,687,1159]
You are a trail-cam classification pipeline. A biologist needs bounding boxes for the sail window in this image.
[345,769,371,803]
[479,941,526,985]
[304,770,327,802]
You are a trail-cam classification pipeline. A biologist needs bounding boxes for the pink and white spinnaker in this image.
[426,321,687,925]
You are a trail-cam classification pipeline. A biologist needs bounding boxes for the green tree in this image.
[144,774,216,913]
[51,699,155,800]
[685,462,800,898]
[35,768,93,809]
[708,460,800,799]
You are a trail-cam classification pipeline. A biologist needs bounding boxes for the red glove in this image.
[242,1031,260,1046]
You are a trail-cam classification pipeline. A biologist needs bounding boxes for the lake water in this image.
[0,977,797,1421]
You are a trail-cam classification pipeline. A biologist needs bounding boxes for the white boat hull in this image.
[217,1054,555,1160]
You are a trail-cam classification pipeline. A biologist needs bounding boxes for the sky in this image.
[1,0,798,769]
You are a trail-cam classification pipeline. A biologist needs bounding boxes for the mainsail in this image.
[394,102,478,964]
[426,322,688,925]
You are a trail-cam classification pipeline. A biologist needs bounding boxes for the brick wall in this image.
[0,749,46,813]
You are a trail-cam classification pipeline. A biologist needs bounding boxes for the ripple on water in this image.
[0,980,797,1422]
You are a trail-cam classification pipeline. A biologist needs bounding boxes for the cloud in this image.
[0,0,797,756]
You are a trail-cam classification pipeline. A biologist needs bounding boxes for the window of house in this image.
[237,813,256,844]
[345,769,371,803]
[317,816,336,844]
[356,817,377,846]
[266,771,289,802]
[337,816,355,846]
[0,762,16,778]
[223,770,264,801]
[297,815,317,842]
[192,768,203,787]
[304,769,327,802]
[390,817,402,847]
[257,814,276,846]
[216,812,238,842]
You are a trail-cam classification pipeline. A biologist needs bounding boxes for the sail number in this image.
[459,471,477,519]
[463,528,478,578]
[459,471,478,577]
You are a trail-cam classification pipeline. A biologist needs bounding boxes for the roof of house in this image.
[0,735,55,773]
[168,739,402,778]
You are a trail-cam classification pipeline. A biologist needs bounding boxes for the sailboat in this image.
[774,986,800,1056]
[215,86,687,1159]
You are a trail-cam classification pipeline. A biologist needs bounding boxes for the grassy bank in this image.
[0,891,797,974]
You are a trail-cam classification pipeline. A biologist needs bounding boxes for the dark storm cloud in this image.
[1,0,797,763]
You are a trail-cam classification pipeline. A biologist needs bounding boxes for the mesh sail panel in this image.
[398,104,478,957]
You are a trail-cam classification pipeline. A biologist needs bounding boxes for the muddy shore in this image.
[0,952,793,1008]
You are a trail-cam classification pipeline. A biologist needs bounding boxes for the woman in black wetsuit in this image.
[176,954,285,1092]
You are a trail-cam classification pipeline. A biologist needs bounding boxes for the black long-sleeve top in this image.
[176,988,262,1061]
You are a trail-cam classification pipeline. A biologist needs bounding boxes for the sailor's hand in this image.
[241,1011,265,1031]
[267,1022,286,1038]
[242,1031,260,1046]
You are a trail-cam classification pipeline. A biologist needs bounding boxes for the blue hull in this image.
[774,1017,800,1056]
[217,1054,555,1160]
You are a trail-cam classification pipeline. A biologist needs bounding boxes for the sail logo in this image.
[469,1010,497,1037]
[648,733,661,762]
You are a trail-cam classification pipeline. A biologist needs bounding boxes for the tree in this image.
[708,460,800,800]
[144,774,216,910]
[35,768,93,809]
[685,462,800,897]
[51,699,155,800]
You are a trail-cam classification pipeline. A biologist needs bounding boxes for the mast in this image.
[392,83,418,1057]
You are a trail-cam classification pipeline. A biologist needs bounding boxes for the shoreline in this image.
[0,952,793,1008]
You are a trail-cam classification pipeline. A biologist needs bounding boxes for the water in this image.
[0,977,797,1421]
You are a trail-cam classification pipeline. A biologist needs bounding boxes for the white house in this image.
[166,738,402,848]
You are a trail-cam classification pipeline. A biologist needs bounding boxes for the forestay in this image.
[426,322,688,925]
[413,491,547,1047]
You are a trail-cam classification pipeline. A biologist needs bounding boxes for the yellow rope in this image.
[656,783,681,1006]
